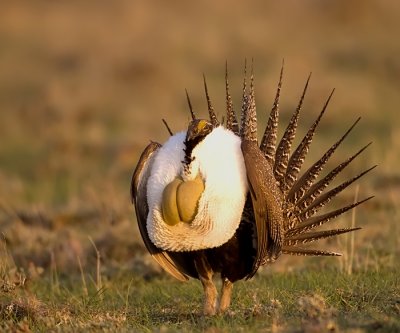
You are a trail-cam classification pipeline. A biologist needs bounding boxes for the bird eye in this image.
[197,120,208,131]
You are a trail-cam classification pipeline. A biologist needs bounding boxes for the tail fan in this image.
[274,74,311,190]
[287,117,362,204]
[210,64,373,259]
[299,165,376,221]
[285,227,361,246]
[283,89,334,194]
[287,196,373,236]
[294,143,373,213]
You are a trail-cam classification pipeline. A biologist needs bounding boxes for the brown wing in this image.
[131,141,191,281]
[241,140,284,278]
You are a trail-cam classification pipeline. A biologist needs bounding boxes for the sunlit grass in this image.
[1,257,399,332]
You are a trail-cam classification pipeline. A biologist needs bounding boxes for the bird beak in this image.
[186,119,213,142]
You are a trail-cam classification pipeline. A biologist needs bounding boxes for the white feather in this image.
[146,126,248,251]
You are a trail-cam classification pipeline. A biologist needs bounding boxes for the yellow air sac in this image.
[176,175,205,222]
[161,178,182,226]
[161,175,205,225]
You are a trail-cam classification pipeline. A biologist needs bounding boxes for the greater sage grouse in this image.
[131,63,374,315]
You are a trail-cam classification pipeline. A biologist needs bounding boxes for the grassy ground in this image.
[1,259,399,332]
[1,1,400,332]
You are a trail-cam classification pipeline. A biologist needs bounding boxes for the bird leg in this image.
[218,277,233,314]
[194,254,217,316]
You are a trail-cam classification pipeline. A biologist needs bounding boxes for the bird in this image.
[130,62,374,316]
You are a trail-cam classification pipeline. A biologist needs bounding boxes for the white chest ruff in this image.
[146,127,248,251]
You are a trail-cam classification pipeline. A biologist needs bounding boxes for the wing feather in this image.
[241,140,284,278]
[131,141,191,281]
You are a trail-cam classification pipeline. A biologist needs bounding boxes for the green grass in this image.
[1,264,399,332]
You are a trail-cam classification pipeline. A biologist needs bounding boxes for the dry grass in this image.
[0,0,399,331]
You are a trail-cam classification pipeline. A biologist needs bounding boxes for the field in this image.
[0,1,399,332]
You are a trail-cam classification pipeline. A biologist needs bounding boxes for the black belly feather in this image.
[165,199,257,282]
[206,217,256,282]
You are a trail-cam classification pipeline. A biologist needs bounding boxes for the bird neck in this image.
[182,138,202,181]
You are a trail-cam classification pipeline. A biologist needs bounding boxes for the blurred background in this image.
[0,0,399,277]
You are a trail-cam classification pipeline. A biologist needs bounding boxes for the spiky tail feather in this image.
[287,196,373,236]
[283,88,333,194]
[260,61,283,167]
[294,143,373,213]
[282,247,341,256]
[225,62,239,135]
[274,74,311,189]
[203,75,220,127]
[198,64,373,258]
[237,65,372,257]
[287,117,363,204]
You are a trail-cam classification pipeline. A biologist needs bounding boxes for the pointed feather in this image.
[282,246,341,256]
[274,74,311,189]
[285,227,360,246]
[296,142,372,211]
[185,89,196,120]
[242,62,257,142]
[203,74,219,127]
[283,89,334,193]
[300,165,376,220]
[225,62,239,135]
[240,59,248,138]
[242,140,284,278]
[287,117,362,203]
[162,118,173,136]
[288,196,373,235]
[260,60,284,166]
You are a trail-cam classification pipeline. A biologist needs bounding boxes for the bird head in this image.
[185,119,214,144]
